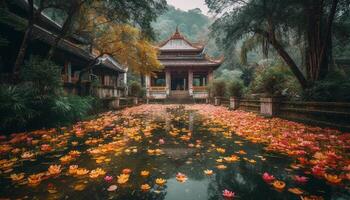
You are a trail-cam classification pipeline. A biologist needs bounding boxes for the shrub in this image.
[129,81,142,97]
[228,79,244,97]
[303,71,350,102]
[209,79,226,97]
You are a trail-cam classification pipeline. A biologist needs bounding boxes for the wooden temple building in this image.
[145,28,223,100]
[0,0,127,99]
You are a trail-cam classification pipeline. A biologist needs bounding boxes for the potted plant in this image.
[128,82,142,105]
[210,80,226,106]
[228,80,244,110]
[255,68,286,116]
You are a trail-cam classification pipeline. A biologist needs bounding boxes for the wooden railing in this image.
[149,86,167,91]
[193,86,208,92]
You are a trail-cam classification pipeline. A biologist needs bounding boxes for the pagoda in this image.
[145,27,223,100]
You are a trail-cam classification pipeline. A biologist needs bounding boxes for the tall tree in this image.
[206,0,350,89]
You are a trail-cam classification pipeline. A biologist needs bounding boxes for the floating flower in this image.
[69,150,81,157]
[104,175,113,182]
[293,175,308,184]
[68,165,78,175]
[117,174,129,184]
[122,168,132,174]
[324,173,342,184]
[272,180,286,190]
[10,173,25,181]
[159,139,165,145]
[28,174,42,186]
[90,168,106,178]
[204,169,213,176]
[74,183,86,191]
[141,170,150,177]
[48,165,62,176]
[217,164,227,170]
[222,189,235,198]
[155,178,166,186]
[216,148,226,154]
[262,172,275,183]
[176,172,188,183]
[41,144,52,152]
[107,185,117,192]
[141,184,151,191]
[288,187,304,195]
[76,168,89,176]
[21,151,34,159]
[60,155,73,163]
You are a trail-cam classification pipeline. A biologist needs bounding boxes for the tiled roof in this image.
[97,55,127,73]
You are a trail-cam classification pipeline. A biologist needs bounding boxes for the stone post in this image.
[145,74,151,98]
[133,97,138,105]
[260,97,280,116]
[229,97,240,110]
[165,70,171,96]
[214,97,221,106]
[188,69,193,96]
[109,97,120,109]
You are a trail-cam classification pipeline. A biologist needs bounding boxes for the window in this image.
[151,72,166,86]
[193,72,208,86]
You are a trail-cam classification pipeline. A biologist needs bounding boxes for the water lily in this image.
[272,180,286,190]
[159,139,165,145]
[68,165,78,175]
[141,184,151,191]
[155,178,166,186]
[28,174,42,186]
[76,168,89,176]
[60,155,73,163]
[41,144,52,152]
[262,172,275,183]
[216,148,226,154]
[288,187,304,195]
[141,170,150,177]
[204,169,213,175]
[217,164,227,170]
[104,175,113,182]
[293,175,308,184]
[107,185,117,192]
[117,174,129,184]
[48,165,62,176]
[68,150,81,157]
[222,189,235,198]
[10,173,25,181]
[21,151,34,159]
[324,173,342,184]
[122,168,132,174]
[176,172,188,183]
[90,168,106,178]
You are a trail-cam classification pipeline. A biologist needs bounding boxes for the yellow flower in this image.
[141,170,150,177]
[117,174,129,184]
[60,155,73,163]
[48,165,62,176]
[28,174,42,186]
[216,164,227,170]
[21,152,34,159]
[216,148,226,154]
[10,173,25,181]
[89,168,106,178]
[155,178,166,186]
[76,168,89,176]
[324,173,342,184]
[272,180,286,190]
[68,165,78,175]
[141,184,151,191]
[204,169,213,176]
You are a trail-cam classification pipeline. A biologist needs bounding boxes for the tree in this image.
[206,0,350,89]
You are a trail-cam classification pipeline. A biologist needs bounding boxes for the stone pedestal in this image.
[229,97,240,110]
[109,97,120,109]
[260,97,280,116]
[214,97,221,106]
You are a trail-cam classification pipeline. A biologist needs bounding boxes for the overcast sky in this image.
[166,0,209,15]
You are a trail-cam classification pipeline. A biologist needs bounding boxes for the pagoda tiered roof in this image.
[157,28,223,69]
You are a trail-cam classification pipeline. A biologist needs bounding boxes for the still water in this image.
[0,106,349,200]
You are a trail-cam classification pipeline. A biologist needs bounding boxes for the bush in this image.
[129,81,142,97]
[228,79,244,97]
[303,71,350,102]
[209,79,226,97]
[0,56,95,133]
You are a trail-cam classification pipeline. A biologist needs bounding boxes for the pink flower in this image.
[311,165,325,177]
[104,175,113,182]
[159,139,165,145]
[222,189,235,198]
[262,172,275,183]
[293,175,308,184]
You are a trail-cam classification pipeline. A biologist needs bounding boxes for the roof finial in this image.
[176,25,179,33]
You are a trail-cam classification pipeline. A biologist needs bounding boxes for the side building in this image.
[0,0,127,99]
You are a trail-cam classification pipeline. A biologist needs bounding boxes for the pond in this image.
[0,105,349,200]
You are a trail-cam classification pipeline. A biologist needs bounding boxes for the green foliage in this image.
[209,79,226,97]
[303,71,350,102]
[228,79,244,98]
[0,57,94,133]
[249,64,301,97]
[129,81,142,97]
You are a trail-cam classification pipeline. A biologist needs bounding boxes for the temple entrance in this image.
[171,71,188,91]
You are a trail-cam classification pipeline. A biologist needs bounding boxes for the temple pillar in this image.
[188,69,193,96]
[145,74,151,97]
[165,70,171,95]
[208,70,214,84]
